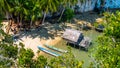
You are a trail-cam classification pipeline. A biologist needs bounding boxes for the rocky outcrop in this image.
[75,0,120,13]
[75,0,97,13]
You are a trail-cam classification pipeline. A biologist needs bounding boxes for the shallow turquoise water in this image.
[42,30,102,67]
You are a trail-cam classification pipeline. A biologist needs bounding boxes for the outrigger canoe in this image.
[37,46,61,57]
[44,44,67,53]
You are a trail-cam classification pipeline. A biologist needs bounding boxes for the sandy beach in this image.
[14,34,62,58]
[1,12,101,58]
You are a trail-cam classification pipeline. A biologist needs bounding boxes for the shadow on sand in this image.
[17,23,66,40]
[15,11,101,40]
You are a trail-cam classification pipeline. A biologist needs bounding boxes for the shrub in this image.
[62,8,74,22]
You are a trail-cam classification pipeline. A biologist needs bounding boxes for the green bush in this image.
[62,8,74,22]
[92,11,120,68]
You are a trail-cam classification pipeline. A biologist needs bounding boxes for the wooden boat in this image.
[44,44,67,53]
[37,46,61,57]
[95,27,103,32]
[95,25,104,32]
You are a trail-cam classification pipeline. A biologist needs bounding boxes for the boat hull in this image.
[44,44,67,53]
[37,46,61,57]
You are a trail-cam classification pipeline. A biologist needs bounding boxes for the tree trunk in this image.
[58,8,65,22]
[17,15,20,23]
[30,20,33,29]
[6,12,9,20]
[42,12,46,24]
[19,14,23,30]
[19,17,22,30]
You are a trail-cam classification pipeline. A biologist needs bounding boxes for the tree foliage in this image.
[1,20,83,68]
[0,1,82,67]
[62,8,75,22]
[0,21,17,67]
[33,56,47,68]
[0,0,78,22]
[49,52,83,68]
[0,0,42,24]
[92,11,120,68]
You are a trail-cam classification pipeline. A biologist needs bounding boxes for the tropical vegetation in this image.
[0,26,83,67]
[91,11,120,68]
[0,0,78,33]
[0,0,120,68]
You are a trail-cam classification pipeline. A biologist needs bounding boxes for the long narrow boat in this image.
[44,44,67,53]
[37,46,61,57]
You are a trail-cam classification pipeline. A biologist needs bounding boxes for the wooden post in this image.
[79,46,80,50]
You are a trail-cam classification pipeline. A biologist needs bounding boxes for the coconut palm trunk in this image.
[42,12,46,24]
[58,8,65,22]
[19,15,23,30]
[30,20,32,29]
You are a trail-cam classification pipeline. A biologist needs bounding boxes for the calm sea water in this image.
[42,30,102,67]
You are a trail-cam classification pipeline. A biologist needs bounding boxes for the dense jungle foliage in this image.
[0,0,120,68]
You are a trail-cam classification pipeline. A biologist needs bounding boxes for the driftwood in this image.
[6,19,20,34]
[6,19,12,34]
[5,19,42,34]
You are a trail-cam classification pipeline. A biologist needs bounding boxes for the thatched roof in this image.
[62,29,83,44]
[62,29,91,49]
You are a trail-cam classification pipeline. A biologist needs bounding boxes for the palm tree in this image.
[0,0,5,17]
[39,0,60,24]
[58,0,78,21]
[0,0,12,19]
[0,0,14,34]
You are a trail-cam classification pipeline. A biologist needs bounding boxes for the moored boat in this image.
[44,44,67,53]
[95,25,104,32]
[37,46,61,57]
